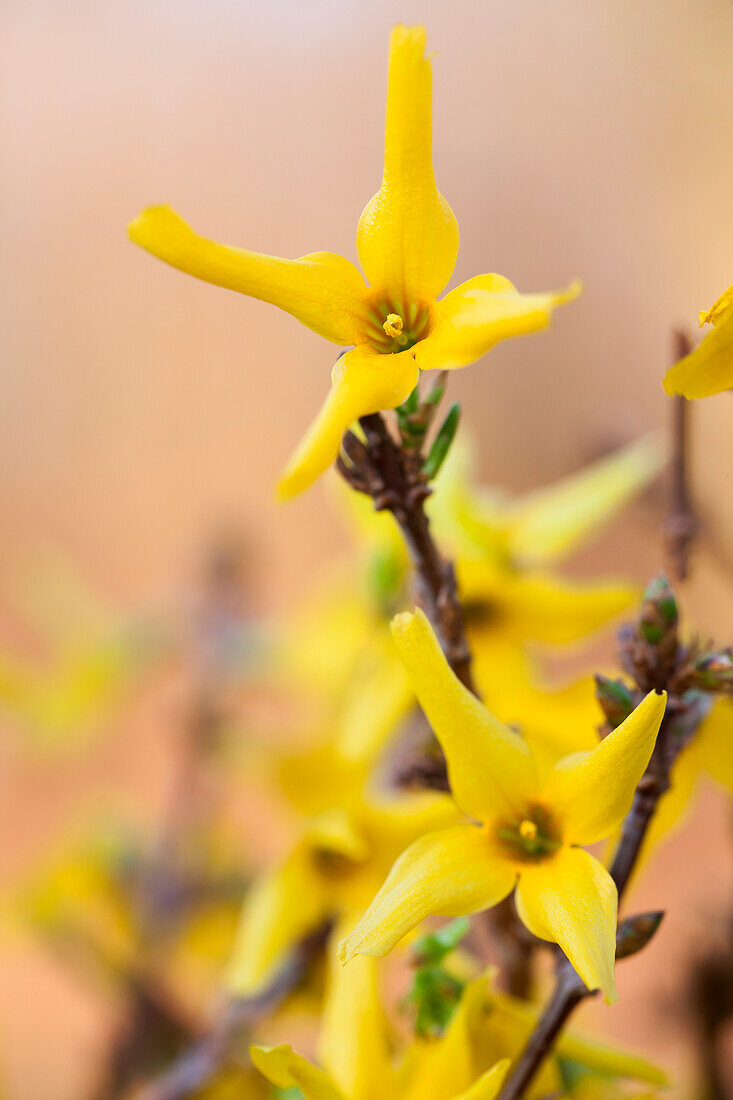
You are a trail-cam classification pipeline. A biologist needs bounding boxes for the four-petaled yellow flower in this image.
[129,25,578,499]
[664,283,733,398]
[338,609,667,1004]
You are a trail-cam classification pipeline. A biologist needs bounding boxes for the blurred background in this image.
[1,1,733,1097]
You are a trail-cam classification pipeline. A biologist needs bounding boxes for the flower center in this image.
[362,296,432,353]
[495,805,561,862]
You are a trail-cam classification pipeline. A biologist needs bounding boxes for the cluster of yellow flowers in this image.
[7,20,733,1100]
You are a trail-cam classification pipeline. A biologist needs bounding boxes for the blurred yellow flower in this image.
[129,25,578,499]
[664,283,733,398]
[339,610,666,1003]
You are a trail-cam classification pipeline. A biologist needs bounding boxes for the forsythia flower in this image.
[339,609,667,1003]
[663,283,733,398]
[129,25,578,499]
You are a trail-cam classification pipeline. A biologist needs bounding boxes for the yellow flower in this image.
[129,26,578,499]
[663,283,733,398]
[250,941,666,1100]
[339,609,667,1003]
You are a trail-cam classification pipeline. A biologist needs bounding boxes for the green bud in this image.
[639,575,678,645]
[406,918,469,1036]
[689,649,733,692]
[615,911,664,960]
[423,403,461,480]
[595,675,635,728]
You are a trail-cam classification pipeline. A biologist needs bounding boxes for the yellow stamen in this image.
[383,313,404,339]
[519,820,538,842]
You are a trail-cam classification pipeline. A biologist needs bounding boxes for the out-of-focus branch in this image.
[664,331,699,582]
[338,396,475,695]
[130,924,330,1100]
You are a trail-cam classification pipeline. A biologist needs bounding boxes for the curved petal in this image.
[225,842,328,996]
[277,345,419,500]
[700,282,733,325]
[505,435,665,567]
[415,274,580,372]
[319,935,394,1100]
[663,304,733,398]
[338,823,516,964]
[129,205,369,344]
[356,25,459,303]
[515,847,618,1003]
[390,608,538,821]
[250,1044,345,1100]
[455,1060,511,1100]
[542,690,666,845]
[501,572,636,645]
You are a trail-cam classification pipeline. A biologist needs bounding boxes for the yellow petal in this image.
[250,1045,345,1100]
[698,697,733,792]
[498,572,636,645]
[319,935,394,1100]
[338,823,516,963]
[505,435,665,567]
[515,847,618,1003]
[556,1027,668,1087]
[415,275,580,372]
[356,25,459,303]
[129,204,369,344]
[663,303,733,398]
[699,282,733,326]
[542,690,666,845]
[454,1060,511,1100]
[277,345,419,500]
[390,608,538,821]
[225,842,328,996]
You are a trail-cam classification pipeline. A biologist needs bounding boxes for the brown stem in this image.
[130,924,330,1100]
[343,411,476,693]
[664,332,698,582]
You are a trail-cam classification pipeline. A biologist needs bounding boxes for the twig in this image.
[131,925,330,1100]
[339,409,475,693]
[664,332,699,582]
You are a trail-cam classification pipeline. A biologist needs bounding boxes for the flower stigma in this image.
[383,313,406,342]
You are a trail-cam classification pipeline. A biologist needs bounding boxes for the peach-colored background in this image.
[1,1,733,1097]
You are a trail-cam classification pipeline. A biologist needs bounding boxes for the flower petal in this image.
[129,204,369,344]
[250,1044,345,1100]
[390,608,538,821]
[698,698,733,792]
[495,572,636,646]
[505,435,665,567]
[454,1060,511,1100]
[542,690,666,845]
[415,274,580,372]
[664,303,733,398]
[338,823,516,964]
[225,841,329,996]
[515,848,618,1003]
[319,934,394,1100]
[356,25,459,303]
[277,345,418,500]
